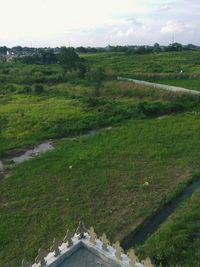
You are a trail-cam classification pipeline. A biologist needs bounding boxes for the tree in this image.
[87,67,106,96]
[165,43,183,52]
[12,46,23,53]
[87,67,106,84]
[40,49,57,64]
[0,46,8,55]
[76,62,87,78]
[58,47,80,73]
[135,46,153,54]
[153,43,161,52]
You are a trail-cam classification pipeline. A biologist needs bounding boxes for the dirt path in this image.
[117,77,200,96]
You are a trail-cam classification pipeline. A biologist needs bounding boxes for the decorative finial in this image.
[63,230,74,247]
[35,248,47,267]
[127,249,139,266]
[22,259,32,267]
[142,257,154,267]
[113,241,124,261]
[76,221,87,239]
[50,238,62,257]
[88,226,97,245]
[100,233,110,251]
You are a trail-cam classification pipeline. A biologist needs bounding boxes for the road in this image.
[117,76,200,96]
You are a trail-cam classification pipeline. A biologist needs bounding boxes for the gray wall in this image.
[48,242,126,267]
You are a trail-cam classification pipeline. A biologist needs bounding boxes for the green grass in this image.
[1,53,200,266]
[83,51,200,91]
[0,63,65,86]
[155,79,200,91]
[137,187,200,267]
[2,76,198,156]
[1,113,200,266]
[83,51,200,76]
[0,93,101,156]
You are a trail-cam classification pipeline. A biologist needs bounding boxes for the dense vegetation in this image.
[1,42,198,56]
[2,62,199,157]
[83,50,200,91]
[2,113,200,266]
[137,187,200,267]
[1,50,200,266]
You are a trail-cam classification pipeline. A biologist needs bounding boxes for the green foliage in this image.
[82,51,200,90]
[34,84,44,94]
[58,47,81,72]
[0,115,7,134]
[22,85,32,94]
[137,188,200,266]
[76,61,87,78]
[21,49,57,64]
[1,67,199,157]
[156,79,200,91]
[86,67,106,97]
[138,101,185,117]
[87,67,106,83]
[1,114,200,266]
[1,53,200,266]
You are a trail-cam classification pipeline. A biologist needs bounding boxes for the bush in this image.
[21,86,32,94]
[34,84,44,94]
[4,84,16,92]
[138,101,186,117]
[86,67,106,84]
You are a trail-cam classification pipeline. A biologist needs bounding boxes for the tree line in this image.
[0,43,199,58]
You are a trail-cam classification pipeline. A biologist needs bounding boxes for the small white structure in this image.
[22,223,154,267]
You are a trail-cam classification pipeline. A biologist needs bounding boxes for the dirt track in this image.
[117,76,200,96]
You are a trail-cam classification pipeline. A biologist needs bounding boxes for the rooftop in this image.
[22,223,154,267]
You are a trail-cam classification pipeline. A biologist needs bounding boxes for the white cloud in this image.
[157,4,172,11]
[161,20,196,33]
[109,18,147,39]
[0,0,199,46]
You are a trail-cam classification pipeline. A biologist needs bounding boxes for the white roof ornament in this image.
[63,230,74,247]
[88,226,97,245]
[76,221,87,239]
[127,249,139,266]
[113,241,124,261]
[22,222,154,267]
[35,248,47,267]
[50,238,62,257]
[142,257,154,267]
[100,233,110,251]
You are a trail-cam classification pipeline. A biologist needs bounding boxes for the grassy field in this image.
[1,113,200,266]
[1,52,200,266]
[83,51,200,90]
[137,187,200,267]
[0,94,90,155]
[83,51,200,75]
[156,79,200,91]
[2,64,198,156]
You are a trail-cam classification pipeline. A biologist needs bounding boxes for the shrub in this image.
[4,84,16,92]
[34,84,44,94]
[22,86,32,94]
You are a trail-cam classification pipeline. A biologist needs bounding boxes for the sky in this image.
[0,0,200,47]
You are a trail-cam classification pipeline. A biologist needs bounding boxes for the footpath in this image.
[117,76,200,96]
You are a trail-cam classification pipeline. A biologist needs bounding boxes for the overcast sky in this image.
[0,0,200,47]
